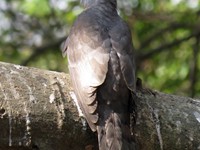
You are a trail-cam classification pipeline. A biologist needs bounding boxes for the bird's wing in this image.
[109,20,136,92]
[62,16,111,131]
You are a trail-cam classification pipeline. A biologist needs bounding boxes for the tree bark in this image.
[0,61,200,150]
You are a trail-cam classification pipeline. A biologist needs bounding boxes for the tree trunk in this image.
[0,61,200,150]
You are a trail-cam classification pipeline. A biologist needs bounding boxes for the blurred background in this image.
[0,0,199,97]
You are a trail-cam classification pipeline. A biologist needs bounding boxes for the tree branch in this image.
[0,61,200,150]
[139,22,195,50]
[137,31,200,62]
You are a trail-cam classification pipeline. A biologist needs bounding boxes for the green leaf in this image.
[21,0,50,17]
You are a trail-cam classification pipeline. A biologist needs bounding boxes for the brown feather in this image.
[64,0,137,149]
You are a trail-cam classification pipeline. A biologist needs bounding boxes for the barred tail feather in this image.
[97,113,136,150]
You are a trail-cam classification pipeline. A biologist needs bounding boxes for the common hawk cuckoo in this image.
[62,0,136,149]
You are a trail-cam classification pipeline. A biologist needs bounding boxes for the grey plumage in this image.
[63,0,136,149]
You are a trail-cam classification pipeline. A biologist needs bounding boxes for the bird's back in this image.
[63,2,136,150]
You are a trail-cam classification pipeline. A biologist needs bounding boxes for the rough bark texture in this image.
[0,61,200,150]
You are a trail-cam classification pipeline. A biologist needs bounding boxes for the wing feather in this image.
[109,20,136,91]
[63,10,135,132]
[65,15,111,130]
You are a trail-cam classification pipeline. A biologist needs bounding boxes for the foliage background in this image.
[0,0,199,97]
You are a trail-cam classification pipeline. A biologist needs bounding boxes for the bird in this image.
[62,0,136,149]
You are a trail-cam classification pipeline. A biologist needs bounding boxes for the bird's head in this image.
[80,0,117,8]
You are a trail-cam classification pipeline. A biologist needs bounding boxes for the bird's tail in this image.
[97,113,136,150]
